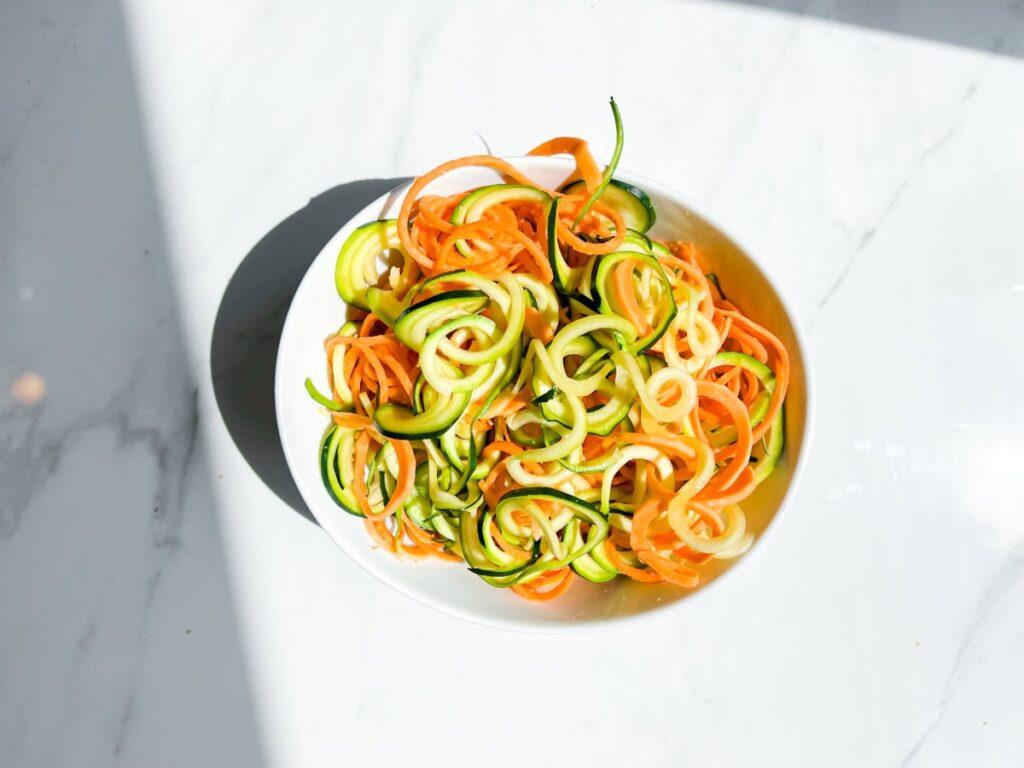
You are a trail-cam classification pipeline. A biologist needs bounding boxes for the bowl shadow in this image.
[211,178,409,523]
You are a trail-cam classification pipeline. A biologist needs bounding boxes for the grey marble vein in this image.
[810,79,980,329]
[0,354,199,548]
[111,568,161,760]
[898,534,1024,766]
[0,0,97,167]
[112,689,138,759]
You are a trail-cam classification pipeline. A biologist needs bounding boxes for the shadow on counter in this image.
[2,0,269,764]
[709,0,1024,58]
[211,179,408,524]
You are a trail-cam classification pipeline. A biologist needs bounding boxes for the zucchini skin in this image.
[335,220,406,310]
[560,178,656,233]
[373,393,470,440]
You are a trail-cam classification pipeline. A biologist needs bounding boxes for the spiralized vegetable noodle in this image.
[305,101,789,602]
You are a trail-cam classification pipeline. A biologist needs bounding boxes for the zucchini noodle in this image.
[307,100,791,601]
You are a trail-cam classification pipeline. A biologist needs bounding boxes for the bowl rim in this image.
[274,156,814,633]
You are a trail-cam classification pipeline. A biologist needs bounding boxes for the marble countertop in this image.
[3,1,1023,765]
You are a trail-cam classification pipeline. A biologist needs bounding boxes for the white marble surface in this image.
[3,0,1023,765]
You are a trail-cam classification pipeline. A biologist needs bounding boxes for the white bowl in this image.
[275,157,812,632]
